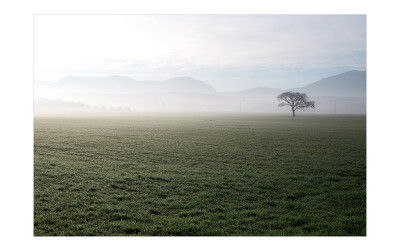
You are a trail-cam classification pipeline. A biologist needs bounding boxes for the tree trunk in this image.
[292,109,295,117]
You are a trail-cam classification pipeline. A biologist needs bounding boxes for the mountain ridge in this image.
[35,70,366,97]
[289,70,366,97]
[34,70,366,114]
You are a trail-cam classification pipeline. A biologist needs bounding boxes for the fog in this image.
[34,71,366,116]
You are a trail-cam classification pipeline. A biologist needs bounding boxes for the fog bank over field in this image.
[34,70,366,115]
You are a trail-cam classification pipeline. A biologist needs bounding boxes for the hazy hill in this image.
[290,70,366,97]
[34,70,367,114]
[35,70,366,97]
[219,70,366,98]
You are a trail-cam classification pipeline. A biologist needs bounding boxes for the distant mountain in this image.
[34,71,367,114]
[35,70,366,97]
[35,76,217,94]
[290,70,366,97]
[220,70,366,98]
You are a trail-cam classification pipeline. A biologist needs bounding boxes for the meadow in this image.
[34,114,366,236]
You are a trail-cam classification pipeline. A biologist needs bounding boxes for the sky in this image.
[34,15,366,91]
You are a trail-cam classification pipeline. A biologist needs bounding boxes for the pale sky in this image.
[34,15,366,91]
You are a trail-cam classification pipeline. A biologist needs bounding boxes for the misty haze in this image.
[34,70,366,115]
[34,15,366,236]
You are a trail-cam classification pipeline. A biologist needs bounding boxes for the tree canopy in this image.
[277,91,315,117]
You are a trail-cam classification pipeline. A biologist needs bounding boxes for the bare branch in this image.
[277,91,316,116]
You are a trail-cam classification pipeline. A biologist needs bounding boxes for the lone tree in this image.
[277,91,315,117]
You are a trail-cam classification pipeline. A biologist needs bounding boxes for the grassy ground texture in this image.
[34,115,366,236]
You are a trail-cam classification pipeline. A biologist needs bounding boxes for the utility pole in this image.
[334,100,336,115]
[240,101,242,113]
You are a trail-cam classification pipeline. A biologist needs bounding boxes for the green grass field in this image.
[34,115,366,236]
